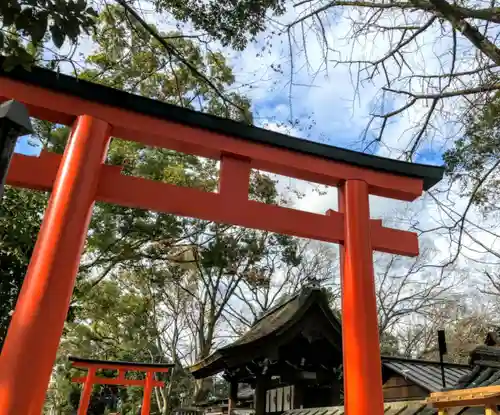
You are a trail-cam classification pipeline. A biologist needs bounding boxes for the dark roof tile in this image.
[382,357,470,392]
[227,292,306,347]
[283,402,427,415]
[451,345,500,390]
[190,286,341,377]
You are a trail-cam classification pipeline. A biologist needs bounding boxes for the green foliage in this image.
[48,278,162,414]
[153,0,286,50]
[78,5,251,121]
[444,91,500,213]
[0,0,97,69]
[379,332,401,356]
[0,0,285,75]
[0,187,47,350]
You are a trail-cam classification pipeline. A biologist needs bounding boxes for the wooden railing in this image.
[428,385,500,414]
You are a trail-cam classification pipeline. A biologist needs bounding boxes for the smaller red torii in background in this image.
[69,357,173,415]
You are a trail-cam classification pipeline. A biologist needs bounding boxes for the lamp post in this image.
[438,329,447,388]
[0,100,33,198]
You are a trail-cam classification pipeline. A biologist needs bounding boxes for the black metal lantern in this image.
[0,100,33,198]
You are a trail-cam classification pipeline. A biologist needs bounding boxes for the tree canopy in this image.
[0,187,46,350]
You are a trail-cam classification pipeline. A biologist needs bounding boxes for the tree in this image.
[0,0,97,68]
[0,0,283,66]
[373,242,458,336]
[153,0,285,50]
[254,0,500,159]
[0,187,47,350]
[444,91,500,214]
[226,240,338,333]
[48,279,159,414]
[1,0,281,120]
[79,5,251,121]
[401,299,498,363]
[429,87,500,277]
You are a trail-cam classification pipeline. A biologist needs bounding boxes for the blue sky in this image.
[15,135,40,156]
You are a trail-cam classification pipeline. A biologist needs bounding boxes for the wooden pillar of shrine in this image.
[228,380,238,415]
[254,376,268,415]
[330,379,342,406]
[293,383,305,409]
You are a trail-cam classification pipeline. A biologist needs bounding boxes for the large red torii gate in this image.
[0,64,443,415]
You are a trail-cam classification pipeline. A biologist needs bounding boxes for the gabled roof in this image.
[190,286,342,379]
[382,356,470,392]
[0,62,444,190]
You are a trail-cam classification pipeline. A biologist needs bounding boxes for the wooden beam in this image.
[428,385,500,412]
[0,78,425,201]
[72,376,165,387]
[486,405,500,415]
[430,385,500,399]
[6,152,420,256]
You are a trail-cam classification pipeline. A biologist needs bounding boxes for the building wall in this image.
[266,386,294,413]
[382,374,429,401]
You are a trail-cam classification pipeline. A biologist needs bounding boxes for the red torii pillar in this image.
[339,181,382,414]
[68,357,173,415]
[0,66,443,415]
[0,116,111,414]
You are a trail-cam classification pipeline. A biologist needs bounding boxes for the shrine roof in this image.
[381,356,470,392]
[451,345,500,390]
[417,345,500,414]
[283,402,486,415]
[283,402,430,415]
[0,63,444,190]
[69,356,174,369]
[190,286,342,379]
[389,336,500,414]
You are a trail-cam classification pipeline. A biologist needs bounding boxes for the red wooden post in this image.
[0,116,111,414]
[340,179,384,415]
[335,187,349,411]
[219,154,251,203]
[78,367,96,415]
[141,372,154,415]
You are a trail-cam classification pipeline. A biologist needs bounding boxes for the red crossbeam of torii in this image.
[69,357,173,415]
[7,150,417,255]
[0,65,443,415]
